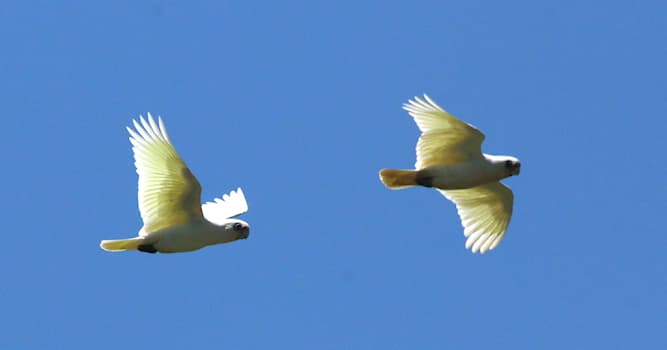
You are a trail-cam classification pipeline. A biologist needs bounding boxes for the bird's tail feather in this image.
[379,169,418,189]
[100,237,145,252]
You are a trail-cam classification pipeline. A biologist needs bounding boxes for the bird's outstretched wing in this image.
[202,188,249,225]
[403,95,485,169]
[128,114,203,235]
[439,182,514,254]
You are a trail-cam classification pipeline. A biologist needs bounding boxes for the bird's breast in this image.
[146,220,230,253]
[418,160,501,190]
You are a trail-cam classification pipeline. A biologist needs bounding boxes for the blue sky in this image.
[1,1,664,349]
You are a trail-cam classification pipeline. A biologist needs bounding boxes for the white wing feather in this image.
[202,188,249,225]
[404,95,485,168]
[128,114,203,235]
[439,182,514,254]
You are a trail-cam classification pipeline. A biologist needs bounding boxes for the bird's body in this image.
[380,95,520,254]
[420,157,506,189]
[100,114,250,254]
[384,155,514,190]
[141,219,248,253]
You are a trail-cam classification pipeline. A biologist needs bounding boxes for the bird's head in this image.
[223,219,251,240]
[502,156,521,177]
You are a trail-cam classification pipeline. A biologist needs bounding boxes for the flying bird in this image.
[100,114,250,254]
[379,95,520,254]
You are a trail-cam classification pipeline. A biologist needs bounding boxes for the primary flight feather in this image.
[100,114,250,254]
[379,95,520,254]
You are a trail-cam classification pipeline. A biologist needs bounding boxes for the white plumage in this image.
[202,188,249,225]
[100,114,250,254]
[380,95,520,254]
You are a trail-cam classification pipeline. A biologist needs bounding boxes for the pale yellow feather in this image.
[439,182,514,254]
[403,95,485,169]
[128,114,203,235]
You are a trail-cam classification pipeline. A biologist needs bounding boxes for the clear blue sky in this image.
[1,1,664,349]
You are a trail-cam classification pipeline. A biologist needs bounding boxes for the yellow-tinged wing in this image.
[439,182,514,254]
[403,95,485,169]
[128,114,203,235]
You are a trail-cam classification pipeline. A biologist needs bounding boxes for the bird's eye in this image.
[504,160,513,169]
[233,223,243,231]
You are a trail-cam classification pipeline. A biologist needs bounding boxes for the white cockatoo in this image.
[100,114,250,254]
[379,95,520,254]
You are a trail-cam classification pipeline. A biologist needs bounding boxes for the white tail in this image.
[379,169,418,189]
[100,237,145,252]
